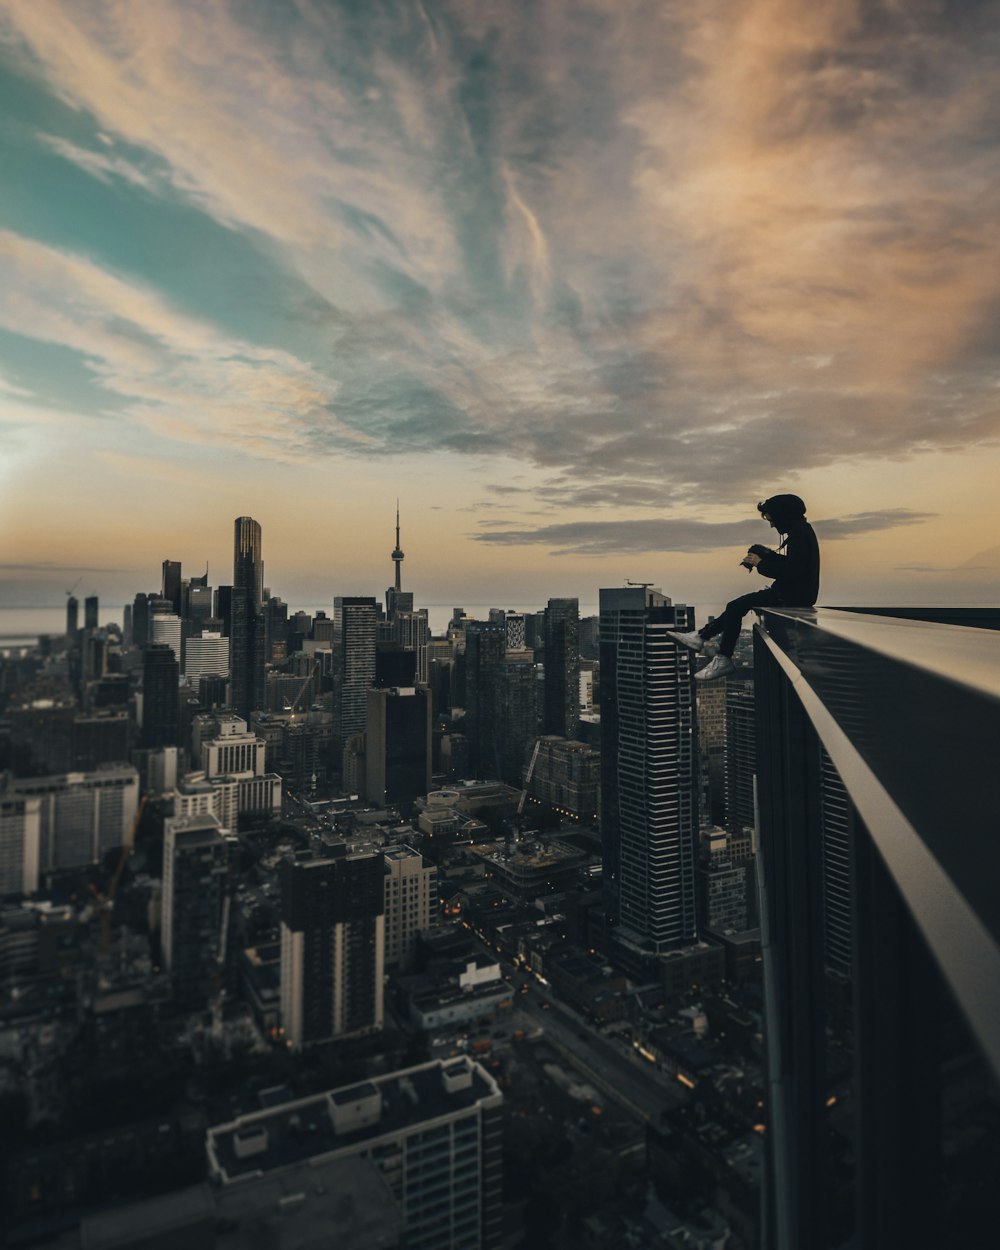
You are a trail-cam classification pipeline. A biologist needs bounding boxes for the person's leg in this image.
[709,590,776,657]
[698,615,726,642]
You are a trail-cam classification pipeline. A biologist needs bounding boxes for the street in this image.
[508,980,687,1125]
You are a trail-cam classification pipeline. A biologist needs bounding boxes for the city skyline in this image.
[4,2,1000,613]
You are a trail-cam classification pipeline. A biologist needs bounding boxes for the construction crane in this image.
[504,737,543,860]
[624,580,653,589]
[92,795,148,955]
[286,652,322,716]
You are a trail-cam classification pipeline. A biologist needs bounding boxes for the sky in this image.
[1,0,1000,616]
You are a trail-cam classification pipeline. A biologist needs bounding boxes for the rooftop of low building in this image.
[207,1057,501,1184]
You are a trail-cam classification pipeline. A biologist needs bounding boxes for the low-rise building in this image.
[69,1157,404,1250]
[399,955,511,1032]
[659,941,727,1002]
[469,837,590,902]
[206,1057,503,1250]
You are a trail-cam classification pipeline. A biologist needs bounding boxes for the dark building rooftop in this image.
[72,1156,403,1250]
[207,1057,501,1184]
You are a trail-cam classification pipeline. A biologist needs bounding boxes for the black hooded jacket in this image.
[750,496,820,606]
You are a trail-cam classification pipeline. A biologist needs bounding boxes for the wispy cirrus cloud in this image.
[0,0,999,502]
[473,509,935,556]
[37,134,159,191]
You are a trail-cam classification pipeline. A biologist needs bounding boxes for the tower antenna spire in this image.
[391,500,404,593]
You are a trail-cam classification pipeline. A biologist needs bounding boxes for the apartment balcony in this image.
[754,606,1000,1250]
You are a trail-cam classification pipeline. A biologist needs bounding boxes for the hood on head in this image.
[758,494,807,530]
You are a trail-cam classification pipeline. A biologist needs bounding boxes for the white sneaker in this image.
[667,630,704,652]
[695,655,735,681]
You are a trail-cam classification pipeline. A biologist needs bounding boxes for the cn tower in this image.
[391,500,404,592]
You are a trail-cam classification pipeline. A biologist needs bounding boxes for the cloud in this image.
[38,134,158,191]
[0,1,462,281]
[0,229,360,461]
[811,510,938,541]
[473,508,934,556]
[1,1,1000,500]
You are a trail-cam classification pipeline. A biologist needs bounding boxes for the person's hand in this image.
[741,552,762,568]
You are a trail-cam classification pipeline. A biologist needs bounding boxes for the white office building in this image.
[184,631,230,682]
[5,764,139,873]
[150,613,183,663]
[200,716,266,778]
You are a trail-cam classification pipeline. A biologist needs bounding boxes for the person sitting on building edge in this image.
[669,493,821,681]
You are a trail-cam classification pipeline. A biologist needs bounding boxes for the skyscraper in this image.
[365,685,432,807]
[749,604,1000,1248]
[464,620,506,777]
[186,570,213,628]
[725,679,756,832]
[229,586,266,720]
[501,653,537,786]
[266,595,288,661]
[489,609,526,651]
[131,592,150,649]
[161,559,182,614]
[215,584,233,638]
[228,518,267,719]
[543,598,580,741]
[697,681,727,827]
[279,845,385,1047]
[162,812,230,1006]
[333,596,378,755]
[698,826,750,933]
[84,595,99,631]
[233,516,263,607]
[184,632,230,683]
[383,846,437,971]
[141,643,179,749]
[392,608,429,653]
[65,595,78,638]
[599,586,699,963]
[150,612,182,665]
